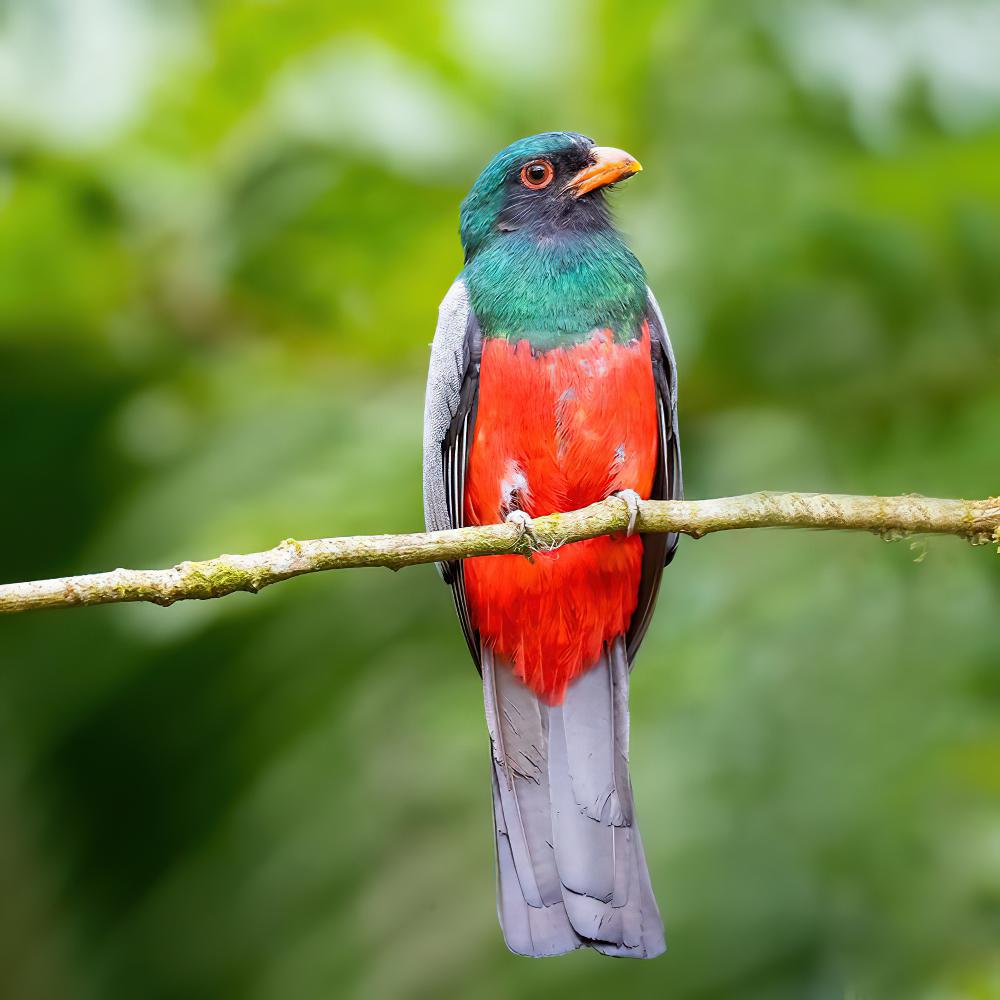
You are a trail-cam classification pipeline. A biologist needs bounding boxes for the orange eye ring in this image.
[520,159,554,190]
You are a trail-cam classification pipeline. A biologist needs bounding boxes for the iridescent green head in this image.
[459,131,643,262]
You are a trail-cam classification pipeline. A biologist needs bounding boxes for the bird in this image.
[422,132,681,958]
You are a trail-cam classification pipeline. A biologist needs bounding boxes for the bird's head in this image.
[459,132,642,261]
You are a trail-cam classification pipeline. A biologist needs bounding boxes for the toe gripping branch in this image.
[504,492,638,561]
[505,509,540,559]
[612,489,642,537]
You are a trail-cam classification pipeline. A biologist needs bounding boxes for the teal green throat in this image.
[463,230,646,348]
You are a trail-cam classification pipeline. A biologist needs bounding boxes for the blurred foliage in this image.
[1,1,999,997]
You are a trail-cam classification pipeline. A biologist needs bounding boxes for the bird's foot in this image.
[505,509,539,555]
[612,489,642,537]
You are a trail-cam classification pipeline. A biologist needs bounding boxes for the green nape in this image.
[463,230,648,347]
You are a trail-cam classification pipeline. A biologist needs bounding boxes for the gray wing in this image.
[647,285,683,541]
[625,286,682,661]
[422,278,481,666]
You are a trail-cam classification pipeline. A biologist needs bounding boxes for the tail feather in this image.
[591,824,665,957]
[491,767,580,957]
[483,636,665,959]
[548,703,617,904]
[560,649,632,825]
[483,647,562,907]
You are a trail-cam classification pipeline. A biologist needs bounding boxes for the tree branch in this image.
[1,492,997,615]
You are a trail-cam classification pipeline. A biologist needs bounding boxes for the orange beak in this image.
[563,146,643,198]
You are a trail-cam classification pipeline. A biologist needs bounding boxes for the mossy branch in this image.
[0,492,997,615]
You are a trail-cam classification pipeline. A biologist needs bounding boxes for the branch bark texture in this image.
[1,492,997,615]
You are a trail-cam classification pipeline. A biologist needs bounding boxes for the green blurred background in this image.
[1,1,999,997]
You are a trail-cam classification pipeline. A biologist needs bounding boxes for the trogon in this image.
[423,132,681,958]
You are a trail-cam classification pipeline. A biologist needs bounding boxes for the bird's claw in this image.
[613,489,642,537]
[505,509,539,554]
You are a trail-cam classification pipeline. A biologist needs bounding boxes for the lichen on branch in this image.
[0,492,997,615]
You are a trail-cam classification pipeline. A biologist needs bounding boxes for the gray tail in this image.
[483,636,665,959]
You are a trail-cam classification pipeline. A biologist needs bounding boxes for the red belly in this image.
[464,323,659,703]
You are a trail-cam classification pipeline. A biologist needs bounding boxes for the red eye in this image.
[520,159,554,189]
